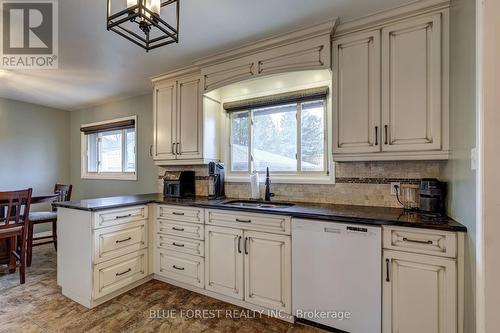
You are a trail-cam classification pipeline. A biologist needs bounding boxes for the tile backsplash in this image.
[158,161,445,208]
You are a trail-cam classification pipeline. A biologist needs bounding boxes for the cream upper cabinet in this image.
[383,250,457,333]
[152,69,220,165]
[205,225,244,300]
[333,30,381,154]
[381,14,443,153]
[333,9,449,161]
[153,80,177,160]
[244,231,291,314]
[176,75,203,159]
[197,22,334,93]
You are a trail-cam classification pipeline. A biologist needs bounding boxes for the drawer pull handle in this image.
[116,268,132,276]
[173,265,185,271]
[236,218,251,223]
[386,259,390,282]
[172,212,185,216]
[116,214,132,219]
[403,237,433,245]
[116,237,132,243]
[172,227,185,231]
[172,242,185,247]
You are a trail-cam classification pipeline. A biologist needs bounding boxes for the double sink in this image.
[221,200,295,209]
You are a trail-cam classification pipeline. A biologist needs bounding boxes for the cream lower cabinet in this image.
[205,226,244,299]
[57,206,150,309]
[382,226,461,333]
[244,231,291,313]
[205,210,292,315]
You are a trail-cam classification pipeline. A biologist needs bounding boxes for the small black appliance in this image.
[419,178,446,213]
[163,171,195,198]
[208,162,225,199]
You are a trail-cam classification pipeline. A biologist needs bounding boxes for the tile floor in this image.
[0,245,322,333]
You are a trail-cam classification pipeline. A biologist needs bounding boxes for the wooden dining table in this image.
[0,192,59,272]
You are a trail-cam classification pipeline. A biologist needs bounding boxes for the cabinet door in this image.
[244,231,291,314]
[381,14,442,152]
[205,226,244,300]
[153,80,177,160]
[333,30,381,154]
[201,56,255,92]
[383,250,457,333]
[176,75,203,159]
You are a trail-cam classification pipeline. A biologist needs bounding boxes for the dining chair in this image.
[27,184,72,267]
[0,188,32,284]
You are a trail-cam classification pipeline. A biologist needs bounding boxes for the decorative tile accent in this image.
[335,177,421,185]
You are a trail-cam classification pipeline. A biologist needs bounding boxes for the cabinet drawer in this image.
[93,206,148,230]
[94,220,148,263]
[93,249,148,299]
[383,226,457,258]
[157,234,204,257]
[157,219,205,240]
[205,209,291,235]
[156,249,204,288]
[157,205,204,224]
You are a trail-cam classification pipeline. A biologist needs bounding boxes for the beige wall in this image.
[442,0,477,332]
[69,94,158,199]
[0,97,70,192]
[479,0,500,331]
[0,97,70,232]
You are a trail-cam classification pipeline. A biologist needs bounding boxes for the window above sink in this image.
[212,70,335,185]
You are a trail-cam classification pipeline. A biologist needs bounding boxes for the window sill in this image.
[81,173,137,181]
[225,174,335,185]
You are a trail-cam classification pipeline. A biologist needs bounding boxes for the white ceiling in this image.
[0,0,412,110]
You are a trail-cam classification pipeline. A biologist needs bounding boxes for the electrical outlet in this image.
[390,182,401,195]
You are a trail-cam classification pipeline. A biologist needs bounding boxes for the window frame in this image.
[224,94,335,185]
[81,115,138,181]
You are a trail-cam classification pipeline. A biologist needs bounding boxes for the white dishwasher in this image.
[292,219,381,333]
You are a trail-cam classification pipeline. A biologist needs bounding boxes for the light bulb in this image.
[151,0,161,15]
[126,0,137,9]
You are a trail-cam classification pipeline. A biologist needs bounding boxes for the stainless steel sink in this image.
[221,200,295,209]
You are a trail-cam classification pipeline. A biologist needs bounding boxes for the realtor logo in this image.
[1,0,58,69]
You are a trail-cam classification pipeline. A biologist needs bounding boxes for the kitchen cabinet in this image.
[152,69,220,165]
[154,205,206,289]
[205,225,244,299]
[204,210,292,314]
[197,22,334,93]
[381,14,443,153]
[244,231,291,313]
[383,250,456,333]
[333,9,449,161]
[382,226,462,333]
[57,205,151,309]
[332,30,381,154]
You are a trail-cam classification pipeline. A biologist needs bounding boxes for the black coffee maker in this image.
[208,162,224,199]
[419,178,446,213]
[163,171,195,198]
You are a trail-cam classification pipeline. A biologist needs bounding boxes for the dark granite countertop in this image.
[54,193,467,232]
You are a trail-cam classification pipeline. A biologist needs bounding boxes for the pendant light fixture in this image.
[106,0,179,51]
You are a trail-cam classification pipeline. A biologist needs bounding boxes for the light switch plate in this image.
[471,147,477,171]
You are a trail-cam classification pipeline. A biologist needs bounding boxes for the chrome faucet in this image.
[264,167,274,201]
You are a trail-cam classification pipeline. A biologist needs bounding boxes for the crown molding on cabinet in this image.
[193,19,338,68]
[334,0,450,38]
